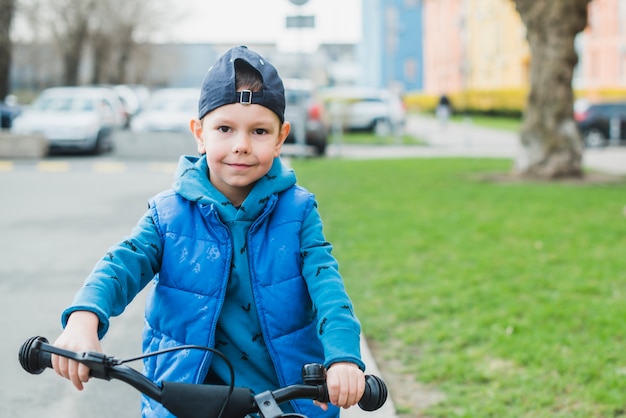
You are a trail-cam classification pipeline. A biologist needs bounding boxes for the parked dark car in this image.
[575,101,626,147]
[283,79,329,156]
[0,96,22,129]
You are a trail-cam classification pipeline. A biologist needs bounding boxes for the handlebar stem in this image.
[255,390,285,418]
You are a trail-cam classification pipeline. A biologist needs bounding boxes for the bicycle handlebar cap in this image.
[19,336,51,375]
[359,375,388,411]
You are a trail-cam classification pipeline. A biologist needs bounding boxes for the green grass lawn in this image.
[291,157,626,417]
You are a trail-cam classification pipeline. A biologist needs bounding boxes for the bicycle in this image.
[19,336,388,418]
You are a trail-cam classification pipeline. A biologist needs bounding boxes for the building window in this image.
[404,57,418,81]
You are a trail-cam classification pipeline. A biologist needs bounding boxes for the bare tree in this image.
[49,0,95,85]
[512,0,592,179]
[89,0,177,85]
[90,0,135,85]
[57,0,93,85]
[18,0,95,86]
[0,0,16,100]
[16,0,177,87]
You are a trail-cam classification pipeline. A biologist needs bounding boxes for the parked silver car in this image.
[322,87,406,136]
[11,87,126,154]
[130,88,199,133]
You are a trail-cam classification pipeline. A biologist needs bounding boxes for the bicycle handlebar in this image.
[19,336,388,418]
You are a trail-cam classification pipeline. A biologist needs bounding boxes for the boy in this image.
[51,46,366,417]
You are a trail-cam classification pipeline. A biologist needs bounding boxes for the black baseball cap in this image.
[198,46,285,123]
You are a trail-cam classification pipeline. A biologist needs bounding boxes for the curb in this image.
[341,335,398,417]
[0,131,48,158]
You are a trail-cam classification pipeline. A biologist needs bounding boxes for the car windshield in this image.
[33,96,95,112]
[359,97,385,103]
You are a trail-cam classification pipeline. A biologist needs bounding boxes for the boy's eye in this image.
[217,126,231,133]
[254,128,268,135]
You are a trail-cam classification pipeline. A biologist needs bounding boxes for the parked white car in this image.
[11,87,126,154]
[322,87,406,136]
[130,88,199,133]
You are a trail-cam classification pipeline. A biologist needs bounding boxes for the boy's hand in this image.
[51,311,102,391]
[318,362,365,410]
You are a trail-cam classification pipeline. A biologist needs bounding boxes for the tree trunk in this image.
[60,16,89,86]
[90,32,113,85]
[112,25,135,85]
[513,0,591,179]
[0,0,15,100]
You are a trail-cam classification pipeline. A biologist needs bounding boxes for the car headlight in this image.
[85,120,100,138]
[10,118,33,135]
[130,116,145,132]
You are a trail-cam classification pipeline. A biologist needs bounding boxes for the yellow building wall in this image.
[409,0,530,113]
[466,0,529,90]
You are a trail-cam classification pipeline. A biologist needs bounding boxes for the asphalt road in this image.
[1,161,172,417]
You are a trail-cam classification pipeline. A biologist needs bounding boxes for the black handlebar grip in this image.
[19,336,52,375]
[359,374,388,411]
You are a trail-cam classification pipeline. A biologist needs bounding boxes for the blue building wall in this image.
[360,0,384,88]
[360,0,423,92]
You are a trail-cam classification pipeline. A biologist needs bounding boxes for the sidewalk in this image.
[341,336,398,418]
[326,114,626,176]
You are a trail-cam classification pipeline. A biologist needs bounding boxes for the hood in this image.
[172,155,297,221]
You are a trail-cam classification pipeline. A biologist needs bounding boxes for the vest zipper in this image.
[195,208,233,385]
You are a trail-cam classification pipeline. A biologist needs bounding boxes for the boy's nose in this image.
[232,133,251,154]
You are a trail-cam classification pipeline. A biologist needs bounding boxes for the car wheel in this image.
[373,118,392,137]
[92,130,113,155]
[583,129,607,148]
[314,142,327,156]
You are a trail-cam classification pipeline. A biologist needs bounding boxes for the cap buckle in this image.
[238,90,253,105]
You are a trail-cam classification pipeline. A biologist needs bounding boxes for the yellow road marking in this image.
[0,161,14,171]
[37,161,70,172]
[93,162,127,173]
[149,162,178,174]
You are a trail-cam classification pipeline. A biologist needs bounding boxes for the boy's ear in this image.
[275,121,291,156]
[190,118,206,154]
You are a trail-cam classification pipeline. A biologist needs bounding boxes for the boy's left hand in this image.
[318,362,365,410]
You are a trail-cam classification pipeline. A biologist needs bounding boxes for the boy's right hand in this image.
[51,311,102,391]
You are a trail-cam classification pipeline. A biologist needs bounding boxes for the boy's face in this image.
[190,103,290,206]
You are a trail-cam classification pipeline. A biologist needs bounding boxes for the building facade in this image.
[360,0,423,93]
[576,0,626,97]
[409,0,626,111]
[422,0,465,95]
[9,0,626,110]
[465,0,528,91]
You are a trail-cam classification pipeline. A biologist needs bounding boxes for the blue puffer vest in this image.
[142,185,339,417]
